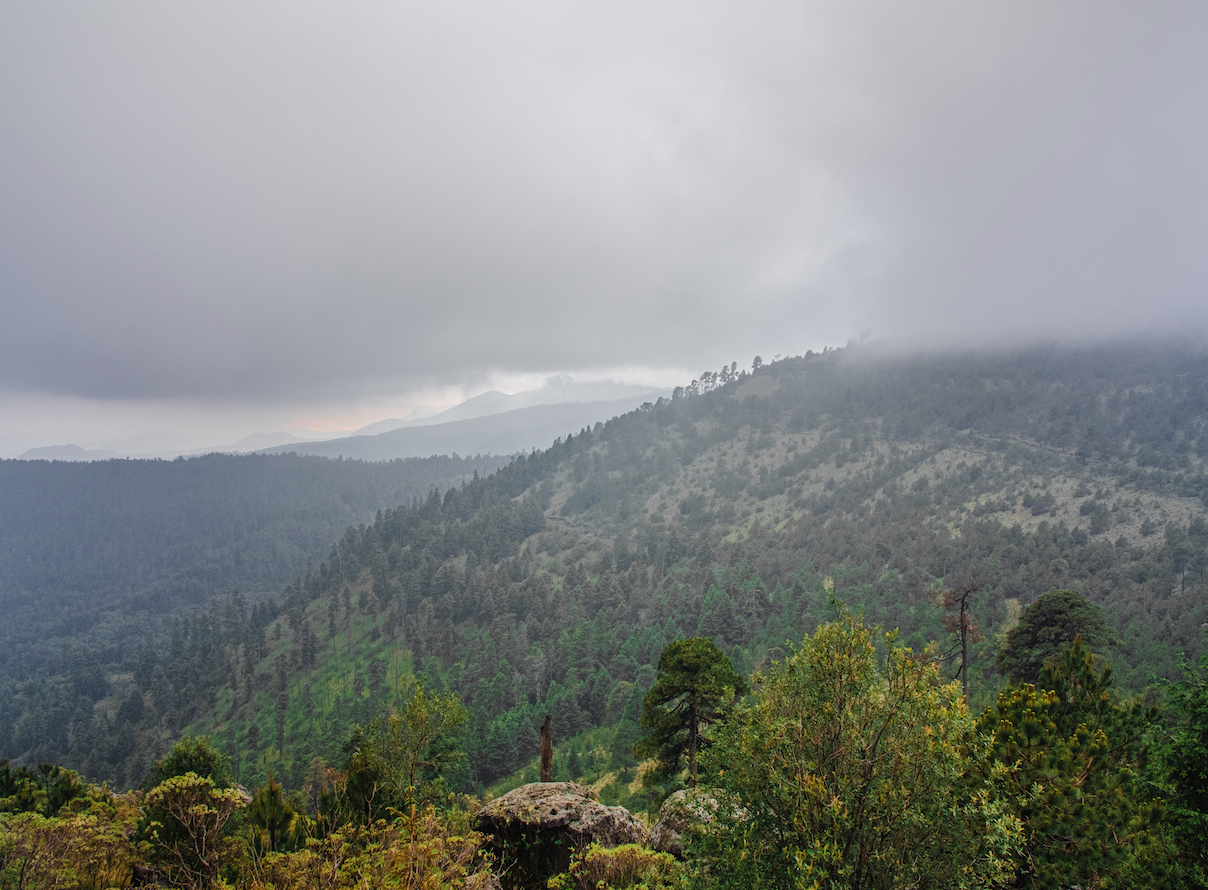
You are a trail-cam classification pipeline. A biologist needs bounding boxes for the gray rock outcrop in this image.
[477,781,647,848]
[650,787,744,857]
[476,782,648,885]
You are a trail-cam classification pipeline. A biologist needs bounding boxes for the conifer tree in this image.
[248,771,296,852]
[635,637,746,787]
[975,638,1164,888]
[995,589,1115,684]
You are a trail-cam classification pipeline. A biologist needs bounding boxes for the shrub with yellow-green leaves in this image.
[0,803,139,890]
[141,772,247,890]
[693,611,1022,890]
[250,805,494,890]
[547,843,685,890]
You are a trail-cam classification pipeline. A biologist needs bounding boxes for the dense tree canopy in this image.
[1161,640,1208,887]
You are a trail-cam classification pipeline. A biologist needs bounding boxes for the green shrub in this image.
[548,843,684,890]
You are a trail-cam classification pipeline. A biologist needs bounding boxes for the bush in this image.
[694,610,1020,890]
[548,843,685,890]
[250,807,493,890]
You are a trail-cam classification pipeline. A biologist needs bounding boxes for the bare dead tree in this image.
[930,583,985,699]
[540,714,553,782]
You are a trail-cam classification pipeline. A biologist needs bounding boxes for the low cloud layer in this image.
[2,2,1206,435]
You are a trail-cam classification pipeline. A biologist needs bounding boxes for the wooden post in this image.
[540,714,553,782]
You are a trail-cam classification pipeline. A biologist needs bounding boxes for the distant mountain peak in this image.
[17,443,106,461]
[351,378,667,438]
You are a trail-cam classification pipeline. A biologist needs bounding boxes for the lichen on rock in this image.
[476,782,648,887]
[650,787,745,857]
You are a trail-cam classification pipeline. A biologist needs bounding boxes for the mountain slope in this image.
[8,339,1208,798]
[0,451,511,764]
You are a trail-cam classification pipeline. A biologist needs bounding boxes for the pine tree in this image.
[975,638,1165,888]
[248,772,296,852]
[635,637,746,787]
[995,589,1116,684]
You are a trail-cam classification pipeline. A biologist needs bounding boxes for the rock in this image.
[477,782,648,847]
[476,782,648,886]
[650,787,744,857]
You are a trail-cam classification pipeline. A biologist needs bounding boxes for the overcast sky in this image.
[2,2,1206,454]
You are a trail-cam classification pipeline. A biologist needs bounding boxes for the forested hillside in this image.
[18,338,1206,797]
[0,451,509,765]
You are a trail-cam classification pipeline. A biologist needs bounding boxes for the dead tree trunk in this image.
[540,714,553,782]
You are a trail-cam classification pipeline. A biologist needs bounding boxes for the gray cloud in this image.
[2,1,1206,409]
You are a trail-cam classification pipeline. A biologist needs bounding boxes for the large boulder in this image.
[476,782,647,887]
[650,787,744,857]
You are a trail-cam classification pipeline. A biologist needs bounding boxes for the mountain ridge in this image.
[258,396,670,461]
